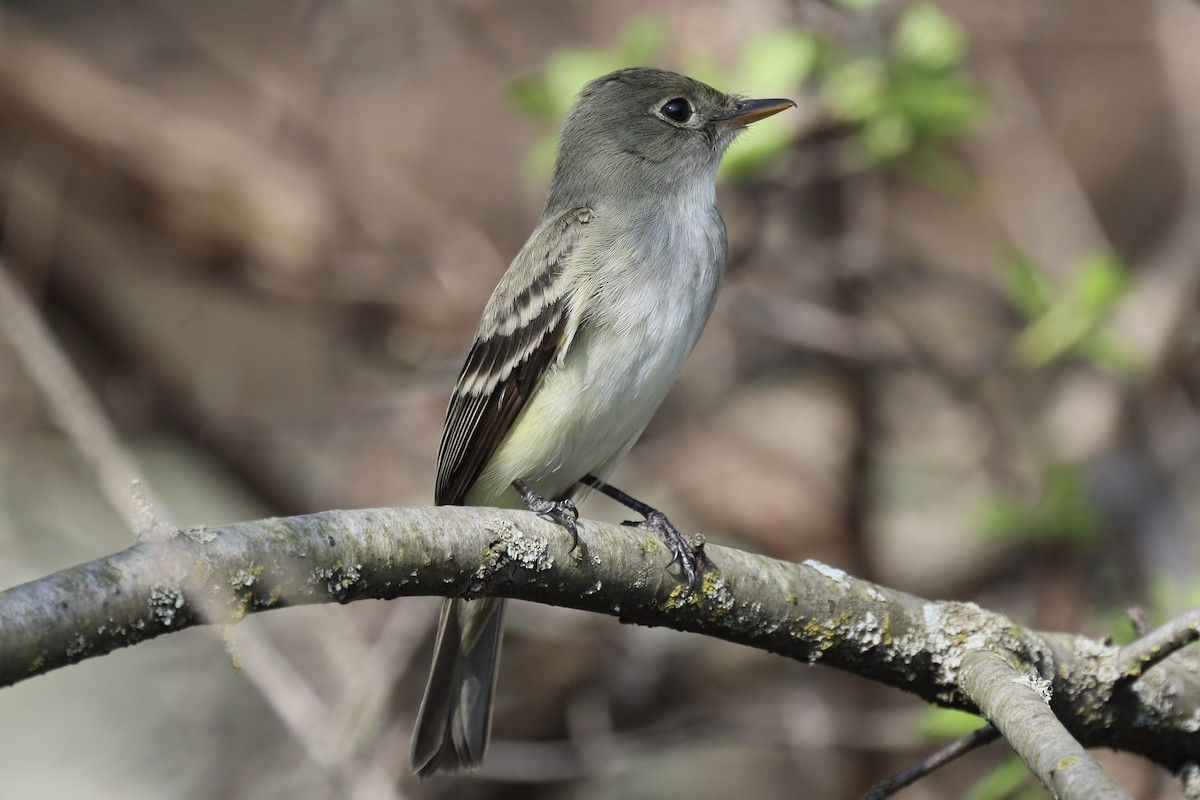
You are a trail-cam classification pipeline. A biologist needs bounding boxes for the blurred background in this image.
[1,1,1198,798]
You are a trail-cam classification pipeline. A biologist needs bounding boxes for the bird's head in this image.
[544,67,794,212]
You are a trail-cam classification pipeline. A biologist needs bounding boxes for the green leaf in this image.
[1070,251,1129,314]
[1096,605,1140,646]
[1013,303,1092,367]
[965,756,1041,800]
[1073,331,1138,375]
[544,49,610,112]
[507,75,557,118]
[981,465,1101,545]
[861,111,915,161]
[1012,250,1132,369]
[1002,253,1054,318]
[1153,574,1200,618]
[824,21,981,166]
[833,0,886,10]
[921,707,987,740]
[980,496,1027,541]
[616,14,666,66]
[895,2,967,72]
[1042,466,1101,543]
[826,56,888,120]
[740,29,821,92]
[721,123,793,177]
[893,70,983,134]
[520,134,559,185]
[892,145,976,193]
[676,55,725,92]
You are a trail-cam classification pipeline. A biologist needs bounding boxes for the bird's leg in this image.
[580,474,701,591]
[513,479,580,549]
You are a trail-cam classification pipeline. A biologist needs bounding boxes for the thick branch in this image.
[0,506,1196,776]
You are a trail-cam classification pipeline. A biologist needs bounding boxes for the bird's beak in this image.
[717,98,797,127]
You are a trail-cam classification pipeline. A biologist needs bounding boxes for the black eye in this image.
[660,98,692,123]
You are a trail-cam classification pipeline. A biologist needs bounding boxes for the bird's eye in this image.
[659,98,693,123]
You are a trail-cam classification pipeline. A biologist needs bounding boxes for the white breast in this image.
[466,193,726,507]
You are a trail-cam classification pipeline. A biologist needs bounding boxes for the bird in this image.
[410,66,794,777]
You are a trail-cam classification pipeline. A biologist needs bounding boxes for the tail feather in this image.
[410,597,507,777]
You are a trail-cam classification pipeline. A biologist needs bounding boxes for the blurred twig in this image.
[0,12,332,278]
[731,285,900,362]
[331,602,439,765]
[227,622,408,800]
[0,255,412,798]
[971,55,1110,279]
[0,260,161,526]
[861,723,1000,799]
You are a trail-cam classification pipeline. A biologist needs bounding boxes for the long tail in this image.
[410,597,507,777]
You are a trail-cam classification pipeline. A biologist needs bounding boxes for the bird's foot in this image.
[624,510,700,593]
[513,479,580,549]
[579,474,703,593]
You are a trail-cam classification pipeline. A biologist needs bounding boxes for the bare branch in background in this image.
[861,723,1000,799]
[0,13,332,278]
[0,262,162,525]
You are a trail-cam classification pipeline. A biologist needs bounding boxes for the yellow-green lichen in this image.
[947,630,971,647]
[1055,755,1080,772]
[310,560,365,598]
[223,628,243,672]
[263,586,284,607]
[662,582,689,611]
[700,573,734,620]
[641,537,663,556]
[221,565,267,619]
[193,558,216,584]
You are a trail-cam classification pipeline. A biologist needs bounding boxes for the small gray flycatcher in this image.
[411,67,794,777]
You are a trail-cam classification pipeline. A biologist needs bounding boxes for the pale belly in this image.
[464,194,726,508]
[466,257,721,506]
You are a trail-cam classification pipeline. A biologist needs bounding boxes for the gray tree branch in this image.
[1,505,1197,792]
[959,650,1128,799]
[1117,605,1200,686]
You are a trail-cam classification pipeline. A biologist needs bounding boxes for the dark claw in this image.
[641,511,700,593]
[514,480,581,550]
[616,512,700,589]
[577,475,703,591]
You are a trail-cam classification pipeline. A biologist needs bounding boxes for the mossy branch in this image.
[0,505,1197,786]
